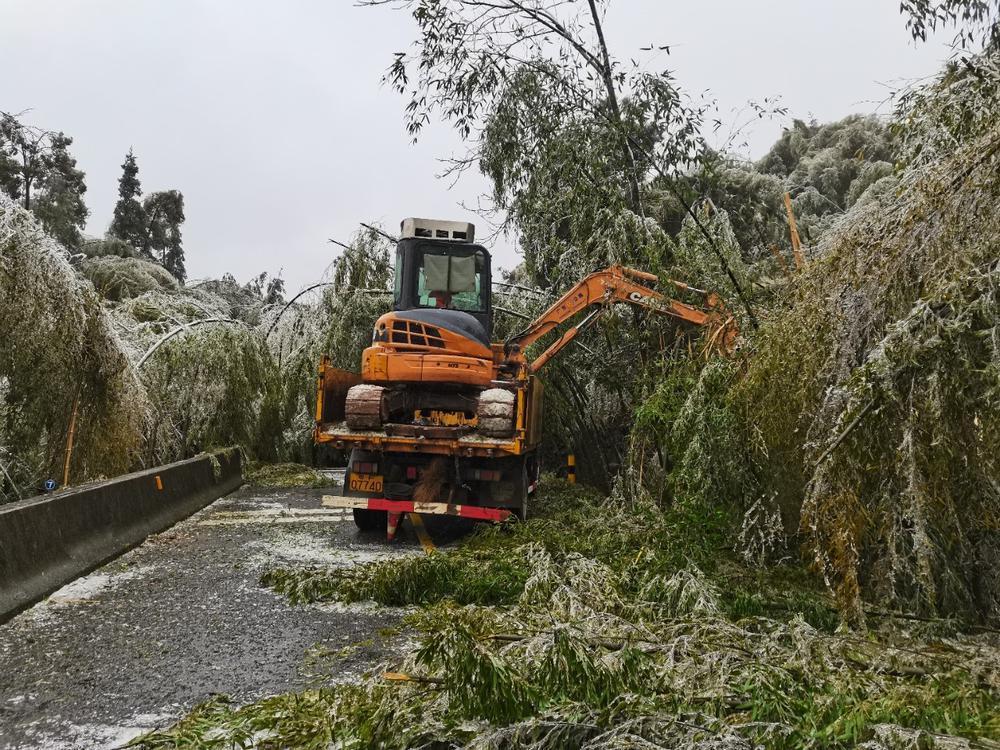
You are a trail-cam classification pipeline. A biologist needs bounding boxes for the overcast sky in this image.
[2,1,952,291]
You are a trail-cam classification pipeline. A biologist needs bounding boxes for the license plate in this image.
[348,473,383,494]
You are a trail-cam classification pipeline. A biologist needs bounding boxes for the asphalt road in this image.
[0,475,438,749]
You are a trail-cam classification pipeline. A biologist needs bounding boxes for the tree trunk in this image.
[22,159,31,211]
[586,0,642,215]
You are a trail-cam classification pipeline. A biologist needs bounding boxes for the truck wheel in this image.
[353,508,386,532]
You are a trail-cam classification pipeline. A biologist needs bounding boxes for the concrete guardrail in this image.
[0,448,242,622]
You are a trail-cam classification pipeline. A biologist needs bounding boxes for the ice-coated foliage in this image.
[80,236,138,259]
[902,0,1000,48]
[736,52,1000,623]
[0,196,397,499]
[655,115,897,277]
[622,53,1000,622]
[141,323,271,462]
[674,206,751,312]
[78,255,179,301]
[0,193,146,501]
[129,231,393,468]
[894,52,1000,166]
[668,359,758,517]
[139,480,1000,749]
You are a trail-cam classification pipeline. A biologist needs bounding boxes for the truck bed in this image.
[315,420,528,458]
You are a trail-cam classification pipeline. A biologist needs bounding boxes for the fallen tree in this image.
[134,479,1000,749]
[732,54,1000,623]
[0,197,394,499]
[0,193,147,500]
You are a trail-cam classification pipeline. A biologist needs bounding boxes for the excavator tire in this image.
[477,388,515,438]
[345,384,385,431]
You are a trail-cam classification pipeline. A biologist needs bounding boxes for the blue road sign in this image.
[44,479,57,492]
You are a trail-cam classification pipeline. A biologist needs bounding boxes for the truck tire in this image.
[353,508,386,532]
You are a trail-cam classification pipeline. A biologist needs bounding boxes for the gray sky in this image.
[1,1,952,291]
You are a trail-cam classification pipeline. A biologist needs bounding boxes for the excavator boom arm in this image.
[505,265,735,373]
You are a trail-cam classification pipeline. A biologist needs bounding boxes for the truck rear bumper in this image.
[322,495,513,522]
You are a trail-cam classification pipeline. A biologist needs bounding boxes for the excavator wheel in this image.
[345,384,385,431]
[477,388,515,437]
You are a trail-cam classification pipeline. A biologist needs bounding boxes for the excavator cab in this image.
[392,218,493,342]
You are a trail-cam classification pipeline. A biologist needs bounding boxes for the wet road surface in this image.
[0,475,453,749]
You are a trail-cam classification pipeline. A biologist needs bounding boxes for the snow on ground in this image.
[0,481,428,750]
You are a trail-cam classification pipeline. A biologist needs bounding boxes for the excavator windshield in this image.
[393,238,493,336]
[411,248,487,313]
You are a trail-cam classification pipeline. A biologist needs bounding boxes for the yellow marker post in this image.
[155,475,163,491]
[408,512,436,554]
[383,671,444,685]
[383,672,413,682]
[567,454,576,484]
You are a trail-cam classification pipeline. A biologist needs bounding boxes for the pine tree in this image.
[33,133,89,249]
[142,189,185,282]
[163,229,186,283]
[109,149,146,250]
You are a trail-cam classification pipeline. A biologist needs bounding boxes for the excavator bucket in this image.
[315,357,362,425]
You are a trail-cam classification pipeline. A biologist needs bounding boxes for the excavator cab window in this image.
[394,256,404,303]
[394,238,493,337]
[416,250,486,313]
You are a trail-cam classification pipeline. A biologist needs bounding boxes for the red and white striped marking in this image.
[322,495,513,523]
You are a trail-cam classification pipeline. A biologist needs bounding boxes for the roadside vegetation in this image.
[0,192,392,501]
[244,462,329,489]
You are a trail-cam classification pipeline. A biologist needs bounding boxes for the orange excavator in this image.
[316,218,736,534]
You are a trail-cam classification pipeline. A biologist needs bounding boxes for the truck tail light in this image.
[472,469,501,481]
